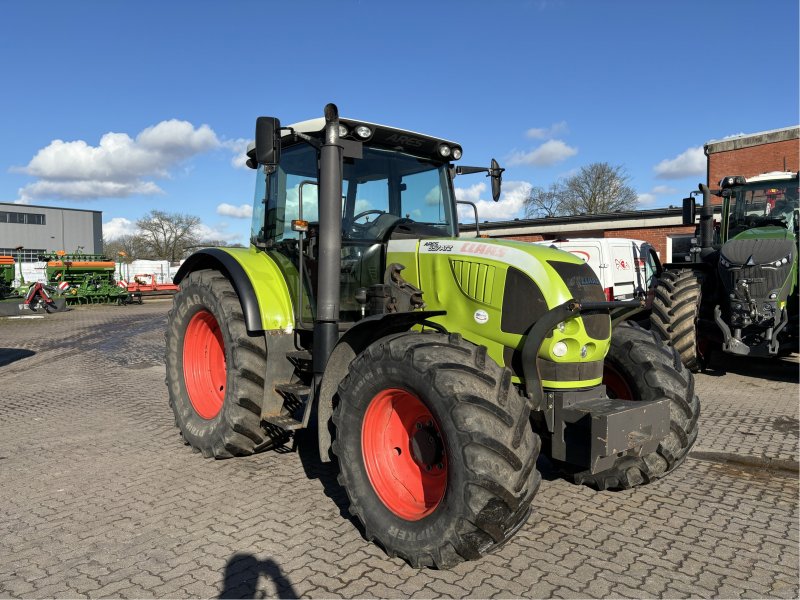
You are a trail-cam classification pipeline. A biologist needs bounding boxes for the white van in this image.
[534,238,660,301]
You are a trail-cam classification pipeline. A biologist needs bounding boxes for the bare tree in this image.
[136,210,201,262]
[559,162,638,215]
[524,182,565,218]
[103,234,147,261]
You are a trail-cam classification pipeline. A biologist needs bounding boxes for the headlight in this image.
[720,256,731,267]
[552,341,568,357]
[768,253,791,267]
[354,125,372,139]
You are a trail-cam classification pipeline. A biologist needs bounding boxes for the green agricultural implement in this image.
[165,104,699,568]
[0,255,14,299]
[652,171,799,368]
[43,250,129,305]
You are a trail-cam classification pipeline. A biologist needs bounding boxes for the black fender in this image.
[316,310,446,462]
[174,248,263,332]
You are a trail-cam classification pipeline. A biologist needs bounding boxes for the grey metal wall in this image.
[0,203,102,256]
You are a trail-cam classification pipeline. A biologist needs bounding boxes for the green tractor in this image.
[652,171,799,369]
[166,104,698,568]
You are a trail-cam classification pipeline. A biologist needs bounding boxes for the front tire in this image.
[573,321,700,490]
[165,269,275,458]
[333,332,540,569]
[650,269,703,371]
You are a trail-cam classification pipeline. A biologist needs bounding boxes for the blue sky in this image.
[1,0,798,245]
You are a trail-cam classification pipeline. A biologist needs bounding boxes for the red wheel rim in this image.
[361,388,447,521]
[183,309,227,419]
[603,362,634,400]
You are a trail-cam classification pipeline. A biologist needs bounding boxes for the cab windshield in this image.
[251,143,457,245]
[728,182,800,236]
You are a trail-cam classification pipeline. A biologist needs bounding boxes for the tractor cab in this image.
[246,118,491,322]
[721,172,800,241]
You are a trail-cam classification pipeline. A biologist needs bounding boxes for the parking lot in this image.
[1,301,798,599]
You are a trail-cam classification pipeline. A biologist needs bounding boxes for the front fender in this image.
[175,246,294,333]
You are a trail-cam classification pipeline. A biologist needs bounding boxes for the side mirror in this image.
[682,196,696,225]
[255,116,281,166]
[490,158,504,202]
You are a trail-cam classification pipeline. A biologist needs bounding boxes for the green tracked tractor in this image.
[652,172,799,369]
[166,104,699,568]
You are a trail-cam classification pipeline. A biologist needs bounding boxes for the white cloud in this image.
[637,184,679,207]
[651,185,677,195]
[526,121,568,140]
[653,146,705,179]
[216,203,253,219]
[17,119,220,202]
[507,140,578,167]
[103,217,140,240]
[194,222,245,244]
[22,179,163,201]
[637,193,657,206]
[222,138,252,170]
[455,180,532,221]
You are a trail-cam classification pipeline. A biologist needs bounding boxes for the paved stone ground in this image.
[0,302,798,599]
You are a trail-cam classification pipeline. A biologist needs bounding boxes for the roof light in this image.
[354,125,372,139]
[438,144,452,158]
[338,124,349,138]
[719,175,747,189]
[452,147,462,160]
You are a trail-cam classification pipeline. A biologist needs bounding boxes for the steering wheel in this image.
[352,209,386,224]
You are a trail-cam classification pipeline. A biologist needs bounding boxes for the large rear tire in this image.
[650,269,703,371]
[333,332,541,569]
[572,321,700,490]
[165,269,277,458]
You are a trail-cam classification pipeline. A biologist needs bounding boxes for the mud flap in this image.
[550,386,670,474]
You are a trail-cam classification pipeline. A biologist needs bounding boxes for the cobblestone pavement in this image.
[1,302,798,599]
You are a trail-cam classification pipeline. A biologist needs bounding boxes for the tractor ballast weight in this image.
[167,103,699,568]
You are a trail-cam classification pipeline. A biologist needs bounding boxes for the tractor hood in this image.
[731,226,795,242]
[720,236,795,267]
[387,237,610,390]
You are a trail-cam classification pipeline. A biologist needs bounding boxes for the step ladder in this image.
[262,350,314,431]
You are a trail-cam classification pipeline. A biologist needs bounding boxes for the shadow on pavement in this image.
[0,348,35,367]
[294,428,365,534]
[703,351,799,383]
[219,553,298,599]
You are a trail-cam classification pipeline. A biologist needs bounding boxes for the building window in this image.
[0,248,47,263]
[0,211,46,225]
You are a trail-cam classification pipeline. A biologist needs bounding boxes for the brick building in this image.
[464,125,798,262]
[706,126,799,189]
